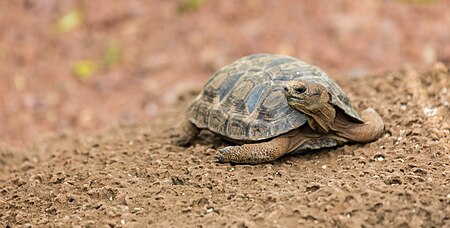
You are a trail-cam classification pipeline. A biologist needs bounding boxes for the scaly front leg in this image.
[216,137,291,164]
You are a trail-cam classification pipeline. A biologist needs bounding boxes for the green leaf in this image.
[103,40,121,69]
[177,0,206,14]
[73,60,97,81]
[56,8,83,33]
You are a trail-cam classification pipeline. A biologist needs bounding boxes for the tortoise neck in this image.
[287,92,336,133]
[303,103,336,133]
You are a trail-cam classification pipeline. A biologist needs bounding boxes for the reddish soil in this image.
[1,0,450,227]
[1,65,449,227]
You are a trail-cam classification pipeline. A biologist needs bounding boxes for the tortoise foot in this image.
[170,118,200,146]
[170,131,193,146]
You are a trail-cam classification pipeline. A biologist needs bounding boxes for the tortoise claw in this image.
[218,146,232,154]
[214,154,225,163]
[215,146,234,163]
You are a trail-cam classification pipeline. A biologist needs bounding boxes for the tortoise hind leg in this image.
[171,118,200,146]
[333,108,384,143]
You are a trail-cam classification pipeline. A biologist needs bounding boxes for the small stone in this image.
[423,106,437,117]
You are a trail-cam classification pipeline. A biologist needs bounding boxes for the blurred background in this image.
[0,0,449,147]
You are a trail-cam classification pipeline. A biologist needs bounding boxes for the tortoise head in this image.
[283,80,336,132]
[283,80,331,113]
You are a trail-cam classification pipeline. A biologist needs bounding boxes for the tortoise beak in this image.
[284,86,302,102]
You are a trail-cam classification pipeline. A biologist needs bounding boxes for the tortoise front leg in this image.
[171,118,200,146]
[216,137,292,164]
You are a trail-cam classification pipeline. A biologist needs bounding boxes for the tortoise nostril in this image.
[283,86,289,92]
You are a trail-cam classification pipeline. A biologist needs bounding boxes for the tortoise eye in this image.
[295,87,306,94]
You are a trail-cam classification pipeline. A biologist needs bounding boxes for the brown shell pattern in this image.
[187,53,362,141]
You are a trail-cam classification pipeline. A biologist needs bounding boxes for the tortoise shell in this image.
[187,53,362,141]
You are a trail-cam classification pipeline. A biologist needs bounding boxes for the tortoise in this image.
[171,53,384,164]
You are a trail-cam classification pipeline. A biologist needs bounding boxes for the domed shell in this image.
[187,53,362,141]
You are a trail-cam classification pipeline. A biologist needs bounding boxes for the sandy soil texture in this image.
[1,64,449,227]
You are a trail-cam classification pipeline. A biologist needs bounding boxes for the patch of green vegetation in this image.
[73,60,97,81]
[177,0,206,14]
[56,8,83,33]
[103,40,121,69]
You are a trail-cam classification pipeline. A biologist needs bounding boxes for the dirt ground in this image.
[1,0,450,227]
[1,65,449,227]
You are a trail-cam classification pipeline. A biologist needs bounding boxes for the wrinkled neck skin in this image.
[289,94,336,134]
[284,81,340,134]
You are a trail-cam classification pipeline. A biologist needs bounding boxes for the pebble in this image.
[423,106,437,117]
